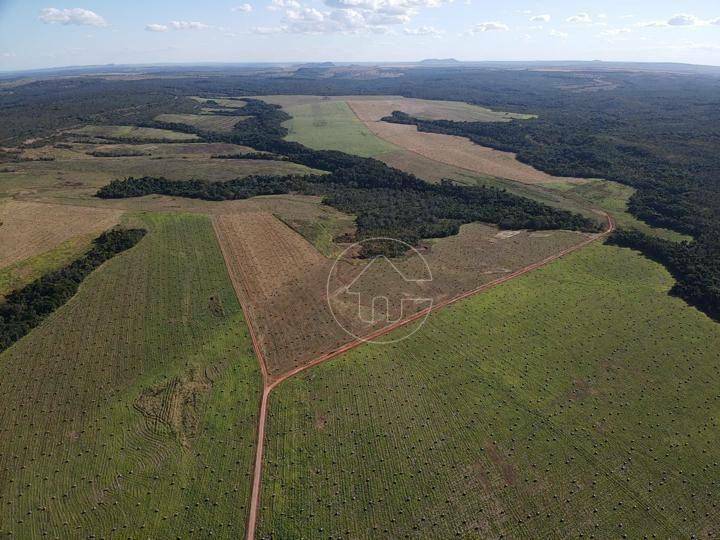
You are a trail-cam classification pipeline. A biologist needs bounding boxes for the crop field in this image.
[258,242,720,538]
[214,211,591,379]
[154,113,249,133]
[67,125,200,141]
[0,200,122,268]
[281,100,398,157]
[0,212,262,538]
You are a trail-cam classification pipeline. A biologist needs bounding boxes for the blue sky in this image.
[0,0,718,70]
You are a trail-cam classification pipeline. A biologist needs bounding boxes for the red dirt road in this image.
[234,212,615,540]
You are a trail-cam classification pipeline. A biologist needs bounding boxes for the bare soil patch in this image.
[0,200,122,269]
[215,212,592,379]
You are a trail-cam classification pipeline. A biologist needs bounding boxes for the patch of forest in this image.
[98,99,599,255]
[0,228,146,352]
[382,109,720,321]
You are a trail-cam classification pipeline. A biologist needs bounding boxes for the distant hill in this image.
[419,58,461,66]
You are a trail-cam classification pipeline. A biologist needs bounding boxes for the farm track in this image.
[225,208,615,539]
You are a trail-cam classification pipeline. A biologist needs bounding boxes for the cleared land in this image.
[544,178,692,242]
[0,200,121,268]
[214,211,592,379]
[0,235,91,298]
[349,102,590,185]
[154,113,249,133]
[67,125,200,141]
[0,144,318,202]
[258,242,720,538]
[345,97,534,122]
[282,100,398,157]
[255,94,531,122]
[0,213,261,538]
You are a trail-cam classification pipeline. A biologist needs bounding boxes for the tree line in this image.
[98,99,599,256]
[0,228,146,352]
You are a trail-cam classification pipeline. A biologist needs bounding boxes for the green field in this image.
[258,242,720,538]
[0,213,261,538]
[283,101,398,157]
[0,235,92,298]
[545,179,691,241]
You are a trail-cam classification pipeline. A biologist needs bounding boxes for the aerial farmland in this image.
[1,43,719,540]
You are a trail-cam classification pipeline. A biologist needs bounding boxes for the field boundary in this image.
[222,211,615,540]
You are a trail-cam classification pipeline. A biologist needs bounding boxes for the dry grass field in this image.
[254,95,531,122]
[345,97,534,122]
[214,211,591,379]
[0,146,319,203]
[67,125,200,141]
[349,105,590,185]
[0,200,121,268]
[154,113,249,133]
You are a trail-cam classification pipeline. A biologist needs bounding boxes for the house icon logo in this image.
[326,237,433,344]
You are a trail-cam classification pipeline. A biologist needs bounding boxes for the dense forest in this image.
[0,228,146,352]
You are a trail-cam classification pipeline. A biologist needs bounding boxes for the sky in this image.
[0,0,719,71]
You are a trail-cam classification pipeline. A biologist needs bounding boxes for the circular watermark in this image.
[326,237,433,345]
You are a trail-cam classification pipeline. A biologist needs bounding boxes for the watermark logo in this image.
[326,237,433,344]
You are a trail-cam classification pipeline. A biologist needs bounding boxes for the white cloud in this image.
[253,25,286,34]
[403,25,443,36]
[1,52,16,58]
[470,21,509,33]
[638,20,667,28]
[268,0,301,11]
[549,29,568,38]
[530,14,550,23]
[232,3,253,12]
[566,13,591,24]
[168,20,210,30]
[145,23,169,32]
[39,7,107,27]
[639,14,716,28]
[600,28,631,38]
[262,0,448,35]
[668,13,700,26]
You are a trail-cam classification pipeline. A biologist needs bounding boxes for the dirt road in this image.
[232,212,615,540]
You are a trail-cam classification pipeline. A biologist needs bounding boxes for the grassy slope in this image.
[259,243,720,538]
[68,125,199,141]
[545,179,691,241]
[0,213,261,538]
[283,101,398,157]
[0,235,92,298]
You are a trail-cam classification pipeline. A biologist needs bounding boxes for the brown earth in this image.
[0,200,122,269]
[214,212,594,379]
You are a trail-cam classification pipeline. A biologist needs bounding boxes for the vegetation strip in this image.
[97,99,599,257]
[238,211,613,540]
[0,227,146,352]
